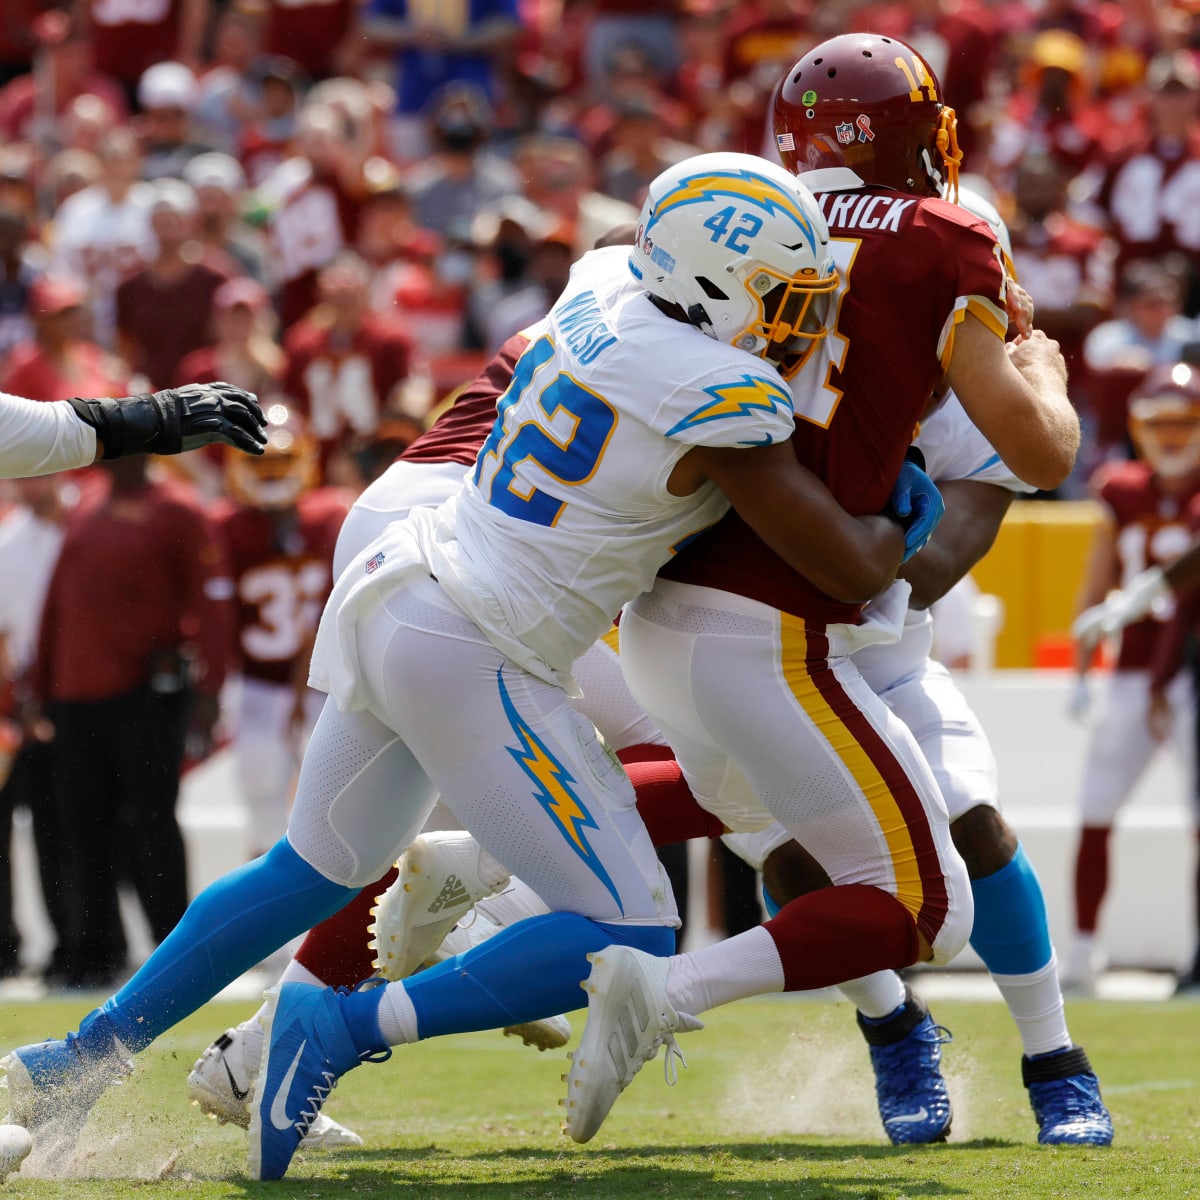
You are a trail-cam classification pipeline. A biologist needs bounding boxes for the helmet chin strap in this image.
[686,302,716,338]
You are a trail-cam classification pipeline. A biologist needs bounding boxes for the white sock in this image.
[665,926,784,1016]
[838,970,907,1020]
[375,981,421,1045]
[991,954,1072,1057]
[473,875,551,927]
[278,959,324,987]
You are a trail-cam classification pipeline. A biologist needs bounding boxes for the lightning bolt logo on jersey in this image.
[667,374,795,440]
[647,169,820,255]
[497,669,623,910]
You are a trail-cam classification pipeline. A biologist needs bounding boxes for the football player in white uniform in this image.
[0,383,266,479]
[2,153,940,1181]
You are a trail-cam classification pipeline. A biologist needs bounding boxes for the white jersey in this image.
[0,394,96,478]
[857,393,1037,685]
[312,247,797,704]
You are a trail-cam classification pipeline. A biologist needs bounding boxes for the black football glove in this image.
[68,382,268,459]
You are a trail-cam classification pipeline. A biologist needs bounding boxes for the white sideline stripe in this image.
[1102,1080,1196,1095]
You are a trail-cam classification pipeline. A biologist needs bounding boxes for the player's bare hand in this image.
[1147,688,1172,743]
[1005,280,1035,340]
[1006,330,1068,389]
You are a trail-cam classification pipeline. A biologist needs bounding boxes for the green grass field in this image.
[2,990,1199,1199]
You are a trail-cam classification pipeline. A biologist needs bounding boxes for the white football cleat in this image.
[187,1022,363,1148]
[368,832,511,981]
[561,945,702,1144]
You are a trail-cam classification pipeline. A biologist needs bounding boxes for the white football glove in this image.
[1070,567,1171,651]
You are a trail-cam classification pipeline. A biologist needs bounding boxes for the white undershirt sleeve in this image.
[0,393,98,478]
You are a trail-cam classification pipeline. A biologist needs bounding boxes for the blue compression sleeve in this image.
[405,912,675,1040]
[98,838,358,1052]
[968,843,1054,977]
[762,887,782,918]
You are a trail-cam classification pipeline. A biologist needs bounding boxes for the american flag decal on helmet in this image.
[776,131,795,151]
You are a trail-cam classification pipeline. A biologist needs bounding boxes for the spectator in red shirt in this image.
[282,251,414,487]
[87,0,211,109]
[0,9,127,150]
[30,453,234,988]
[1081,52,1200,301]
[2,273,129,404]
[115,179,232,390]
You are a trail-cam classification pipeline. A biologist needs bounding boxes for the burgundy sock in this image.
[763,884,921,991]
[1073,826,1111,934]
[293,866,399,987]
[619,744,725,845]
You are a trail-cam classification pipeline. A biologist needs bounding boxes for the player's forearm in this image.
[900,481,1012,610]
[0,394,98,477]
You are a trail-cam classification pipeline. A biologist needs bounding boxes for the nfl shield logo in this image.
[365,551,385,575]
[836,122,854,145]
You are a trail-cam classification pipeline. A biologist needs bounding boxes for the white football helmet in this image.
[956,182,1015,277]
[629,152,837,379]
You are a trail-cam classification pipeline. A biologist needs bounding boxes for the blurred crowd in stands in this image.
[3,0,1200,985]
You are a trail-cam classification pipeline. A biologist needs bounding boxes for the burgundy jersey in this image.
[400,332,529,467]
[218,487,350,685]
[33,475,233,703]
[660,187,1008,625]
[1093,135,1200,277]
[1092,459,1200,671]
[282,313,413,470]
[262,0,355,79]
[88,0,182,86]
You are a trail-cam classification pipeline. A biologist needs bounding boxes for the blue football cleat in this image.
[248,981,390,1180]
[857,986,953,1145]
[1,1014,132,1157]
[1023,1046,1113,1146]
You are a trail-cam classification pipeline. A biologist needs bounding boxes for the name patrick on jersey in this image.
[818,192,915,234]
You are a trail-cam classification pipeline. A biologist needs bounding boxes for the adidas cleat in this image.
[858,986,953,1145]
[248,983,389,1180]
[562,946,701,1145]
[1023,1046,1113,1146]
[188,1022,362,1147]
[368,832,511,981]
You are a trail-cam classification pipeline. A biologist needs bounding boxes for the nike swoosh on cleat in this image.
[269,1039,308,1131]
[889,1107,930,1124]
[223,1058,250,1103]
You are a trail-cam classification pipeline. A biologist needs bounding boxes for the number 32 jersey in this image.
[312,247,797,702]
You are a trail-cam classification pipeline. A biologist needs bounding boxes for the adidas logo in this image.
[427,875,471,913]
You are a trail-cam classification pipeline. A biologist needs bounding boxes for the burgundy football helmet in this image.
[773,33,962,201]
[1128,363,1200,479]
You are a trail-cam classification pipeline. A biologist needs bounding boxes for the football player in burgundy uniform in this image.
[218,410,351,859]
[1074,366,1200,999]
[1068,367,1200,993]
[564,32,1080,1144]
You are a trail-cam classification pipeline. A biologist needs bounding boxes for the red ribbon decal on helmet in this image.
[855,114,875,142]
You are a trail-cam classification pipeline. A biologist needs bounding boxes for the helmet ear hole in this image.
[696,276,729,301]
